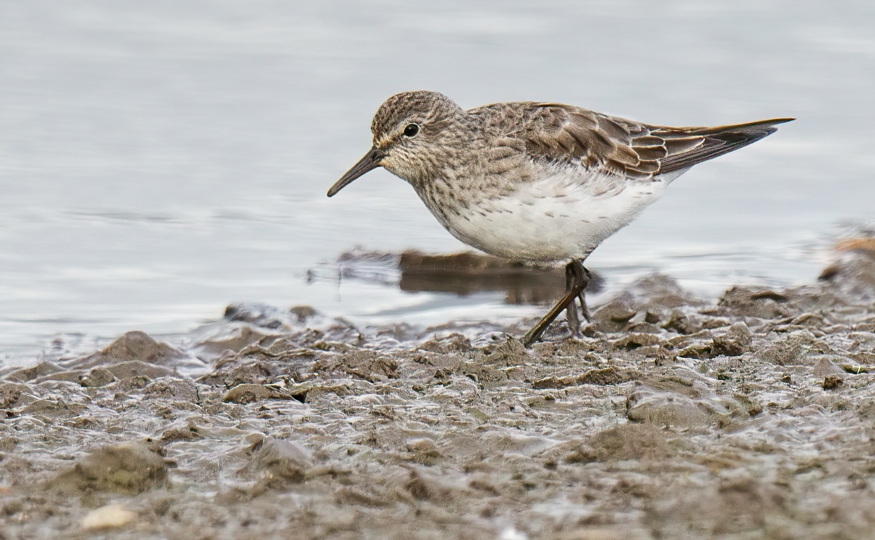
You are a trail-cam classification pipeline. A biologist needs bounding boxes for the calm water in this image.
[1,1,873,365]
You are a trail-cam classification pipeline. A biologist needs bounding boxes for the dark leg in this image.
[577,266,592,322]
[522,259,589,347]
[565,263,581,337]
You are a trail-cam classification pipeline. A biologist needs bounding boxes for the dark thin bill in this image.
[327,147,386,197]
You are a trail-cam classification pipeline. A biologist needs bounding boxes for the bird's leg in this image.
[522,259,589,347]
[565,263,581,338]
[578,266,592,322]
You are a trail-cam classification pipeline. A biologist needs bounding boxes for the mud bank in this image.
[2,249,875,539]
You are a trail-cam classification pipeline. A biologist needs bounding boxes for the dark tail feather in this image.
[657,118,794,174]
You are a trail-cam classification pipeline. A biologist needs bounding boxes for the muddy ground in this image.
[2,248,875,539]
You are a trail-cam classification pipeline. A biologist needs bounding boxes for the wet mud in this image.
[3,248,875,539]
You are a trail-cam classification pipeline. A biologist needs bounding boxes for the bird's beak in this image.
[327,147,386,197]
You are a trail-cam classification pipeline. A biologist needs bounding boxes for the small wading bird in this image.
[328,91,792,347]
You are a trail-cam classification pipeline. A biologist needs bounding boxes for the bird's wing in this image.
[503,103,792,180]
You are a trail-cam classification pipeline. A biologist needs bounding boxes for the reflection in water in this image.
[329,250,605,307]
[399,252,565,305]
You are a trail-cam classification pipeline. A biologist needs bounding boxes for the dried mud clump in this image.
[55,443,167,494]
[2,252,875,538]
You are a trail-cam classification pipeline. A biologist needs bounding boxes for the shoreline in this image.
[1,248,874,537]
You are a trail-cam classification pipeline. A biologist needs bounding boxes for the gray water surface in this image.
[1,1,873,364]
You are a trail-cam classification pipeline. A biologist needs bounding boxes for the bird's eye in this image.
[403,124,420,138]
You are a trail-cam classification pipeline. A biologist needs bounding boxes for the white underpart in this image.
[440,168,686,262]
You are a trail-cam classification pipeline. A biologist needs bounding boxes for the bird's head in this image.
[327,90,463,196]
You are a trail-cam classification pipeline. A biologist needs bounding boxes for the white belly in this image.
[434,171,677,262]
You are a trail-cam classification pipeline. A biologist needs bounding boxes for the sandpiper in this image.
[328,91,792,346]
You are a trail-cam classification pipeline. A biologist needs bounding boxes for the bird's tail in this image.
[654,118,794,174]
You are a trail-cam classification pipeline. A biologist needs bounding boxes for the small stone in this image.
[711,322,752,357]
[823,375,843,390]
[592,300,637,332]
[644,310,661,324]
[0,383,28,408]
[81,505,137,531]
[663,311,701,335]
[613,333,663,350]
[224,384,277,404]
[79,367,116,387]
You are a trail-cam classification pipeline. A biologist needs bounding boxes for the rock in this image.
[629,274,702,311]
[223,383,293,404]
[405,469,468,503]
[0,436,19,452]
[719,287,791,319]
[626,390,724,427]
[476,337,528,366]
[819,251,875,298]
[194,325,273,355]
[407,438,442,465]
[676,342,713,360]
[811,356,847,379]
[566,423,675,463]
[823,375,844,390]
[20,398,86,418]
[313,350,398,382]
[710,322,752,357]
[290,305,319,322]
[143,378,198,401]
[592,299,637,332]
[56,442,167,494]
[532,367,636,389]
[758,332,817,366]
[80,505,137,531]
[613,333,664,350]
[67,332,184,370]
[225,302,295,329]
[334,486,392,507]
[100,331,182,364]
[106,360,176,381]
[663,311,702,335]
[33,370,86,384]
[79,367,116,387]
[248,438,313,484]
[4,362,61,383]
[0,383,28,408]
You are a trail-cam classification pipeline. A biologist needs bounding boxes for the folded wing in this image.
[514,103,793,180]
